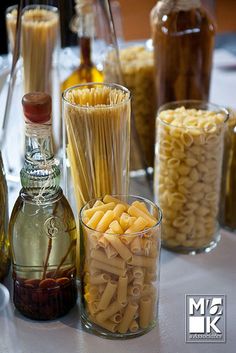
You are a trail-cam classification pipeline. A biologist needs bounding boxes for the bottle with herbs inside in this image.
[9,92,77,320]
[0,151,10,282]
[61,0,103,91]
[151,0,216,107]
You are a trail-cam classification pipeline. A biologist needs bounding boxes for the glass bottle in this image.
[0,151,10,282]
[61,0,103,91]
[9,92,77,320]
[151,0,216,107]
[220,110,236,231]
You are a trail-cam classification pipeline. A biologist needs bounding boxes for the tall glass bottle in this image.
[61,0,103,91]
[9,92,77,320]
[151,0,215,107]
[0,152,10,282]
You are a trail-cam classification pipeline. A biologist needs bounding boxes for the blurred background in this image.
[1,0,236,54]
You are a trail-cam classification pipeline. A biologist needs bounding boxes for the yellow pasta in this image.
[128,206,156,227]
[128,255,156,268]
[113,204,127,219]
[84,202,115,218]
[109,220,124,234]
[104,234,132,261]
[104,244,118,259]
[96,211,115,232]
[86,211,104,229]
[129,320,139,333]
[96,301,124,322]
[81,195,160,334]
[89,273,110,285]
[118,302,138,334]
[125,217,148,234]
[130,236,142,254]
[90,260,126,277]
[117,275,128,305]
[139,297,152,329]
[91,249,125,269]
[98,281,117,310]
[93,200,104,208]
[103,195,129,209]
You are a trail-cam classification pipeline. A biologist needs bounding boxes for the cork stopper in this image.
[22,92,52,123]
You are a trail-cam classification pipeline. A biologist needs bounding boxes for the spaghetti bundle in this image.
[6,6,59,93]
[63,84,131,213]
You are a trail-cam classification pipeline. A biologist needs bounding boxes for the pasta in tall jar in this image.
[154,101,228,254]
[79,195,162,338]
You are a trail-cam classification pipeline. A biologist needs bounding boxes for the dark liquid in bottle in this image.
[152,8,215,107]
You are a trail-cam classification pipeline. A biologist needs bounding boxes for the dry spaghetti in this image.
[63,84,131,213]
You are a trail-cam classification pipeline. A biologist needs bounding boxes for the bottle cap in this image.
[22,92,52,124]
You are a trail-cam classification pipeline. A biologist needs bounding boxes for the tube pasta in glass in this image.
[81,195,161,335]
[118,302,138,334]
[117,275,128,305]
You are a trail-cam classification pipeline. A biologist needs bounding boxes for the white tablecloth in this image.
[1,48,236,353]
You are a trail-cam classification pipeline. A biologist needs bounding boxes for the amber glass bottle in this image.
[9,93,77,320]
[151,0,215,107]
[61,0,103,91]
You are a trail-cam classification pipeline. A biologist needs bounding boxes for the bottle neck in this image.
[20,123,60,202]
[24,124,54,162]
[78,10,94,66]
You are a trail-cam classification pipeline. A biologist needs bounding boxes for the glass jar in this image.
[151,0,216,107]
[220,110,236,231]
[79,195,162,338]
[154,101,228,254]
[0,151,10,282]
[62,83,131,216]
[104,45,157,171]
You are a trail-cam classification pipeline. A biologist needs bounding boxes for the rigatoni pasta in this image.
[80,195,161,336]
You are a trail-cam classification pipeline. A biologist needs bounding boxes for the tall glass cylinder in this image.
[80,195,162,338]
[154,100,228,254]
[2,2,61,183]
[62,83,131,216]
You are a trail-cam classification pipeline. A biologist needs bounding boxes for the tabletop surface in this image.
[1,43,236,353]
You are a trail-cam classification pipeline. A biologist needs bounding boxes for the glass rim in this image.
[157,99,229,129]
[79,194,162,236]
[62,82,131,110]
[5,4,18,16]
[6,4,59,17]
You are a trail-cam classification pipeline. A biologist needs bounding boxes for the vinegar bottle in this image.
[61,0,103,91]
[9,92,77,320]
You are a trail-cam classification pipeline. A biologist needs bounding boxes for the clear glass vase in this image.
[80,195,162,338]
[2,1,61,182]
[154,100,228,254]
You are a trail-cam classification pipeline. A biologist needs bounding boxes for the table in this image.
[1,45,236,353]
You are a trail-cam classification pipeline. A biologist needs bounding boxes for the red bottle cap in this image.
[22,92,52,124]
